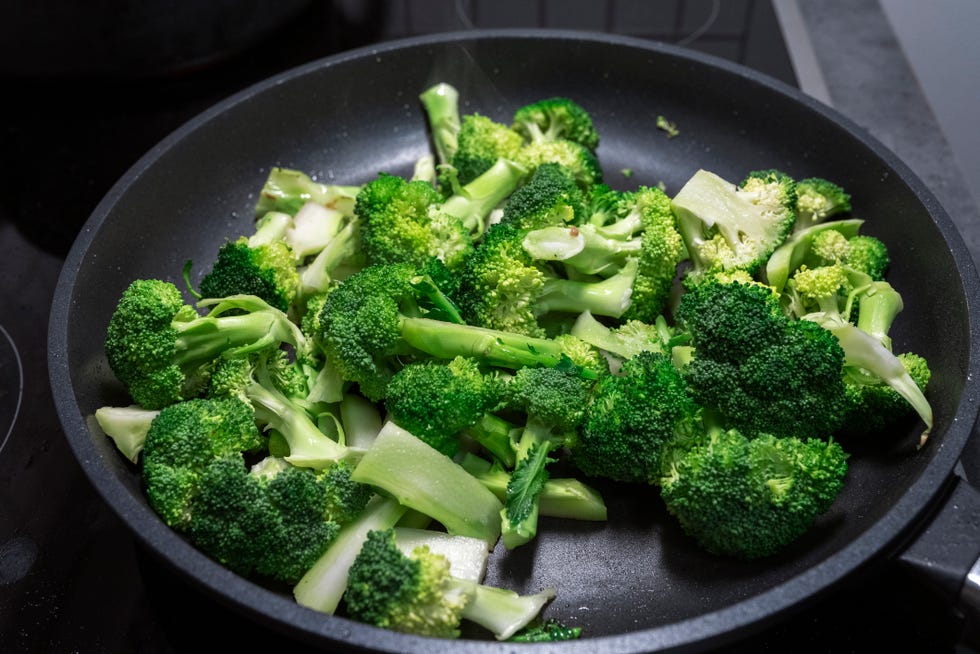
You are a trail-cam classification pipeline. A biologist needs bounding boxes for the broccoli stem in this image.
[536,258,638,319]
[462,413,519,468]
[248,211,292,247]
[244,379,350,468]
[398,316,567,369]
[255,167,360,217]
[500,421,559,549]
[171,309,300,371]
[293,495,407,614]
[299,219,360,299]
[522,225,641,276]
[457,581,556,641]
[419,83,461,166]
[440,158,528,235]
[855,281,904,350]
[459,453,607,521]
[93,405,161,463]
[350,421,504,546]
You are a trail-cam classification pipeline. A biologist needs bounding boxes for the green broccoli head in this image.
[500,162,586,230]
[344,528,473,638]
[355,173,473,271]
[676,280,848,441]
[846,234,890,280]
[794,177,852,229]
[384,356,503,456]
[511,97,600,151]
[659,429,849,559]
[517,139,603,190]
[199,236,299,313]
[572,351,699,484]
[504,364,595,436]
[141,397,264,529]
[451,113,525,185]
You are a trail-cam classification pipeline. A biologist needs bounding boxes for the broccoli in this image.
[570,311,681,363]
[511,97,599,151]
[841,352,931,438]
[509,618,583,642]
[319,261,609,401]
[571,350,699,484]
[104,279,308,409]
[140,396,266,528]
[498,162,586,230]
[675,279,849,441]
[349,421,504,545]
[521,185,685,322]
[791,272,933,445]
[496,364,597,547]
[459,453,607,522]
[764,218,865,292]
[207,349,352,469]
[355,158,527,271]
[383,356,513,463]
[659,426,849,559]
[455,222,638,337]
[419,82,461,166]
[450,111,601,190]
[793,177,852,232]
[672,168,797,284]
[343,528,555,640]
[94,404,161,463]
[189,455,372,584]
[198,236,299,313]
[254,167,361,218]
[844,235,890,280]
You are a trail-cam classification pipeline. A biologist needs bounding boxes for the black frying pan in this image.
[48,30,980,653]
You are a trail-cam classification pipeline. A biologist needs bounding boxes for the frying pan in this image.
[48,30,980,652]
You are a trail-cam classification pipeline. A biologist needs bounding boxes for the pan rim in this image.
[47,28,980,653]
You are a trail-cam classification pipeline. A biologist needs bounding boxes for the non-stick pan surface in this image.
[49,30,980,653]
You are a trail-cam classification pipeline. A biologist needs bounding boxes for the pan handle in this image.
[897,473,980,643]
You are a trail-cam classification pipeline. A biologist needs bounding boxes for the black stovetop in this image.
[1,1,976,652]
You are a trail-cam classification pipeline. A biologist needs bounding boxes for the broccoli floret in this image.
[675,279,849,441]
[140,397,266,529]
[344,528,554,640]
[451,114,526,185]
[355,158,526,271]
[522,185,685,322]
[571,350,699,484]
[207,349,351,469]
[187,455,372,584]
[797,277,933,445]
[254,167,360,218]
[499,162,586,230]
[104,279,308,409]
[841,352,931,437]
[570,311,683,363]
[384,356,510,461]
[672,168,796,284]
[793,177,852,231]
[456,222,638,337]
[94,404,161,463]
[511,97,599,151]
[764,219,865,292]
[198,236,299,313]
[517,139,603,190]
[319,261,590,401]
[846,234,890,280]
[659,427,849,559]
[495,364,597,548]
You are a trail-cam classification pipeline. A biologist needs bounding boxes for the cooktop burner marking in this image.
[0,324,24,458]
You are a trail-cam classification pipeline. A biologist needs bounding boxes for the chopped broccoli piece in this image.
[419,82,461,166]
[104,279,308,409]
[673,168,796,283]
[451,113,526,185]
[511,97,599,151]
[659,427,849,559]
[793,177,851,231]
[499,162,586,230]
[254,167,360,218]
[344,528,554,639]
[675,279,849,441]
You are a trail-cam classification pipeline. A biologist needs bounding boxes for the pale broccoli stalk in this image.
[93,405,161,463]
[349,421,504,546]
[420,82,461,166]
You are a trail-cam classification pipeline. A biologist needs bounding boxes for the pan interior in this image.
[52,32,977,648]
